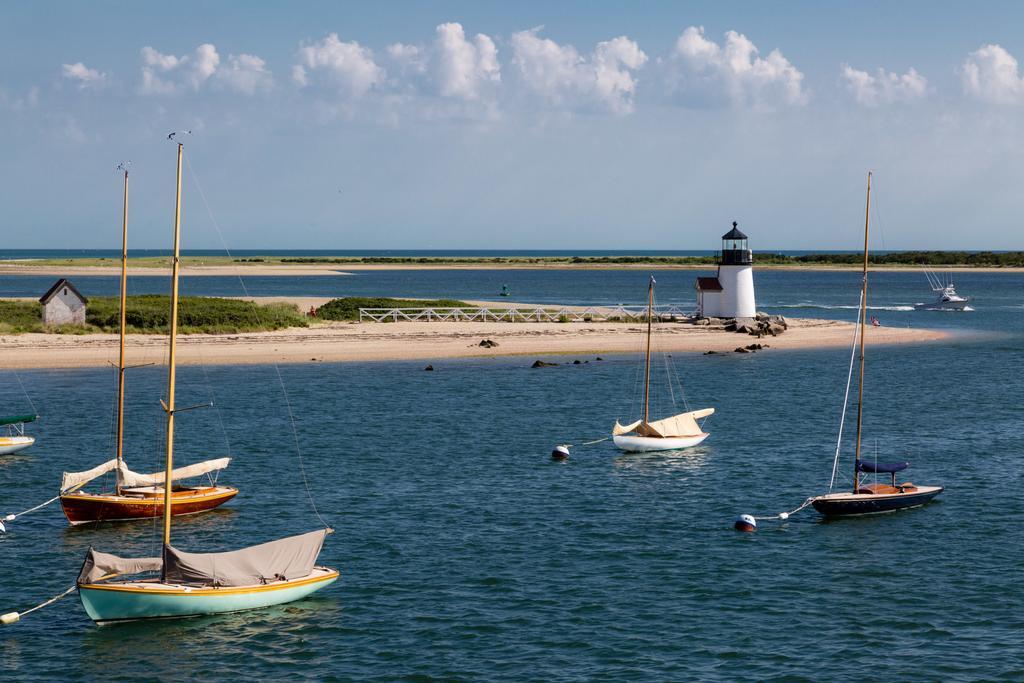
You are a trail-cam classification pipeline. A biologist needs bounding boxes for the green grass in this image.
[0,296,308,334]
[316,297,470,321]
[0,301,46,333]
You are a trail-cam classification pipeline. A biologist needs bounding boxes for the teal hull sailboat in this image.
[78,534,338,623]
[80,572,338,623]
[75,141,337,624]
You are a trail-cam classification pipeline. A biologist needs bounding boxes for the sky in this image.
[3,1,1024,250]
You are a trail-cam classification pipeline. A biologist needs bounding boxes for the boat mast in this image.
[853,171,871,494]
[162,143,184,555]
[114,165,129,495]
[643,276,654,425]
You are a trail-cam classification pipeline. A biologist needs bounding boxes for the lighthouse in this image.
[695,221,757,319]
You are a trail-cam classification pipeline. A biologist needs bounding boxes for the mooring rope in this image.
[1,481,89,532]
[1,585,77,625]
[2,494,62,526]
[753,497,815,521]
[560,436,610,448]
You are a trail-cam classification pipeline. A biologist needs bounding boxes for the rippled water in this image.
[0,270,1022,680]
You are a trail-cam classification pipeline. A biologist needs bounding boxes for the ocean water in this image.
[0,270,1022,680]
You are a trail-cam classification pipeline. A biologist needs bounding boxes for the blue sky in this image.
[3,1,1024,250]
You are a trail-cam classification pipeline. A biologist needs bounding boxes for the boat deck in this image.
[83,566,339,594]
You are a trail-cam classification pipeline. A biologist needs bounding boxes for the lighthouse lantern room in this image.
[695,221,757,319]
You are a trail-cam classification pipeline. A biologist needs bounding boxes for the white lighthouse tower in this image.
[695,221,757,319]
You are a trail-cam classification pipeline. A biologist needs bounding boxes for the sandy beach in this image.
[0,317,950,369]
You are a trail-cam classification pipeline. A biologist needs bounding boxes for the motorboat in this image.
[914,267,971,310]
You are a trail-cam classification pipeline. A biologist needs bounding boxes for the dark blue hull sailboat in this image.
[808,172,942,519]
[811,486,944,517]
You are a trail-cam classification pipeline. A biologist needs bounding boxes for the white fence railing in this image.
[358,305,695,323]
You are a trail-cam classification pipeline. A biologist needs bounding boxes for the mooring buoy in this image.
[733,514,757,532]
[551,445,570,461]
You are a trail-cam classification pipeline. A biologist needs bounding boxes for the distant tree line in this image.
[774,251,1024,266]
[227,252,1024,267]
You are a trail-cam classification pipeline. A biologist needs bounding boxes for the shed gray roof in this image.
[39,278,88,305]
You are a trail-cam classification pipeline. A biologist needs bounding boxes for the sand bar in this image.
[0,263,351,277]
[0,317,950,369]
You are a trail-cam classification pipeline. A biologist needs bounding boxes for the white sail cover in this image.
[615,408,715,438]
[613,419,642,436]
[61,459,118,492]
[642,408,714,437]
[117,458,231,488]
[163,529,329,587]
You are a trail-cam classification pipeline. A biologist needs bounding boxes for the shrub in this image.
[0,296,307,335]
[317,297,470,321]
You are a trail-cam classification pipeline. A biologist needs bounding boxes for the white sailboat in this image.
[0,415,37,455]
[75,142,338,623]
[612,276,714,453]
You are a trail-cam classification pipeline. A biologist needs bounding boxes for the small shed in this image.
[695,276,723,318]
[40,278,88,325]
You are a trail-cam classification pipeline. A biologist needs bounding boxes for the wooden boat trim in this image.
[62,487,237,505]
[813,485,943,503]
[80,567,340,596]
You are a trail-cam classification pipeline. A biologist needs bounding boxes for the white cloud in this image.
[140,44,271,95]
[510,28,647,114]
[140,45,212,94]
[433,22,500,101]
[61,62,108,90]
[664,26,807,108]
[387,43,427,76]
[962,43,1024,104]
[217,53,273,94]
[841,65,927,106]
[293,33,385,97]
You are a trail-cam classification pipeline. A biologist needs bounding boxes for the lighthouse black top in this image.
[719,221,752,266]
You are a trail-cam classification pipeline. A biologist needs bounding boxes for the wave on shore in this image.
[774,302,916,312]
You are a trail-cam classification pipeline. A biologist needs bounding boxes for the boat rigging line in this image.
[11,369,39,418]
[183,149,330,530]
[734,289,863,531]
[829,290,864,492]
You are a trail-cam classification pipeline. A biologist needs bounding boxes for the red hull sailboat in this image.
[58,162,235,525]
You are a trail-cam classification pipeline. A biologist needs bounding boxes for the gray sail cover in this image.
[78,549,162,584]
[163,529,328,587]
[78,529,328,587]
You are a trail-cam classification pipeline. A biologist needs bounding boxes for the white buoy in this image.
[779,512,789,520]
[1,612,19,625]
[551,445,570,461]
[733,514,757,532]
